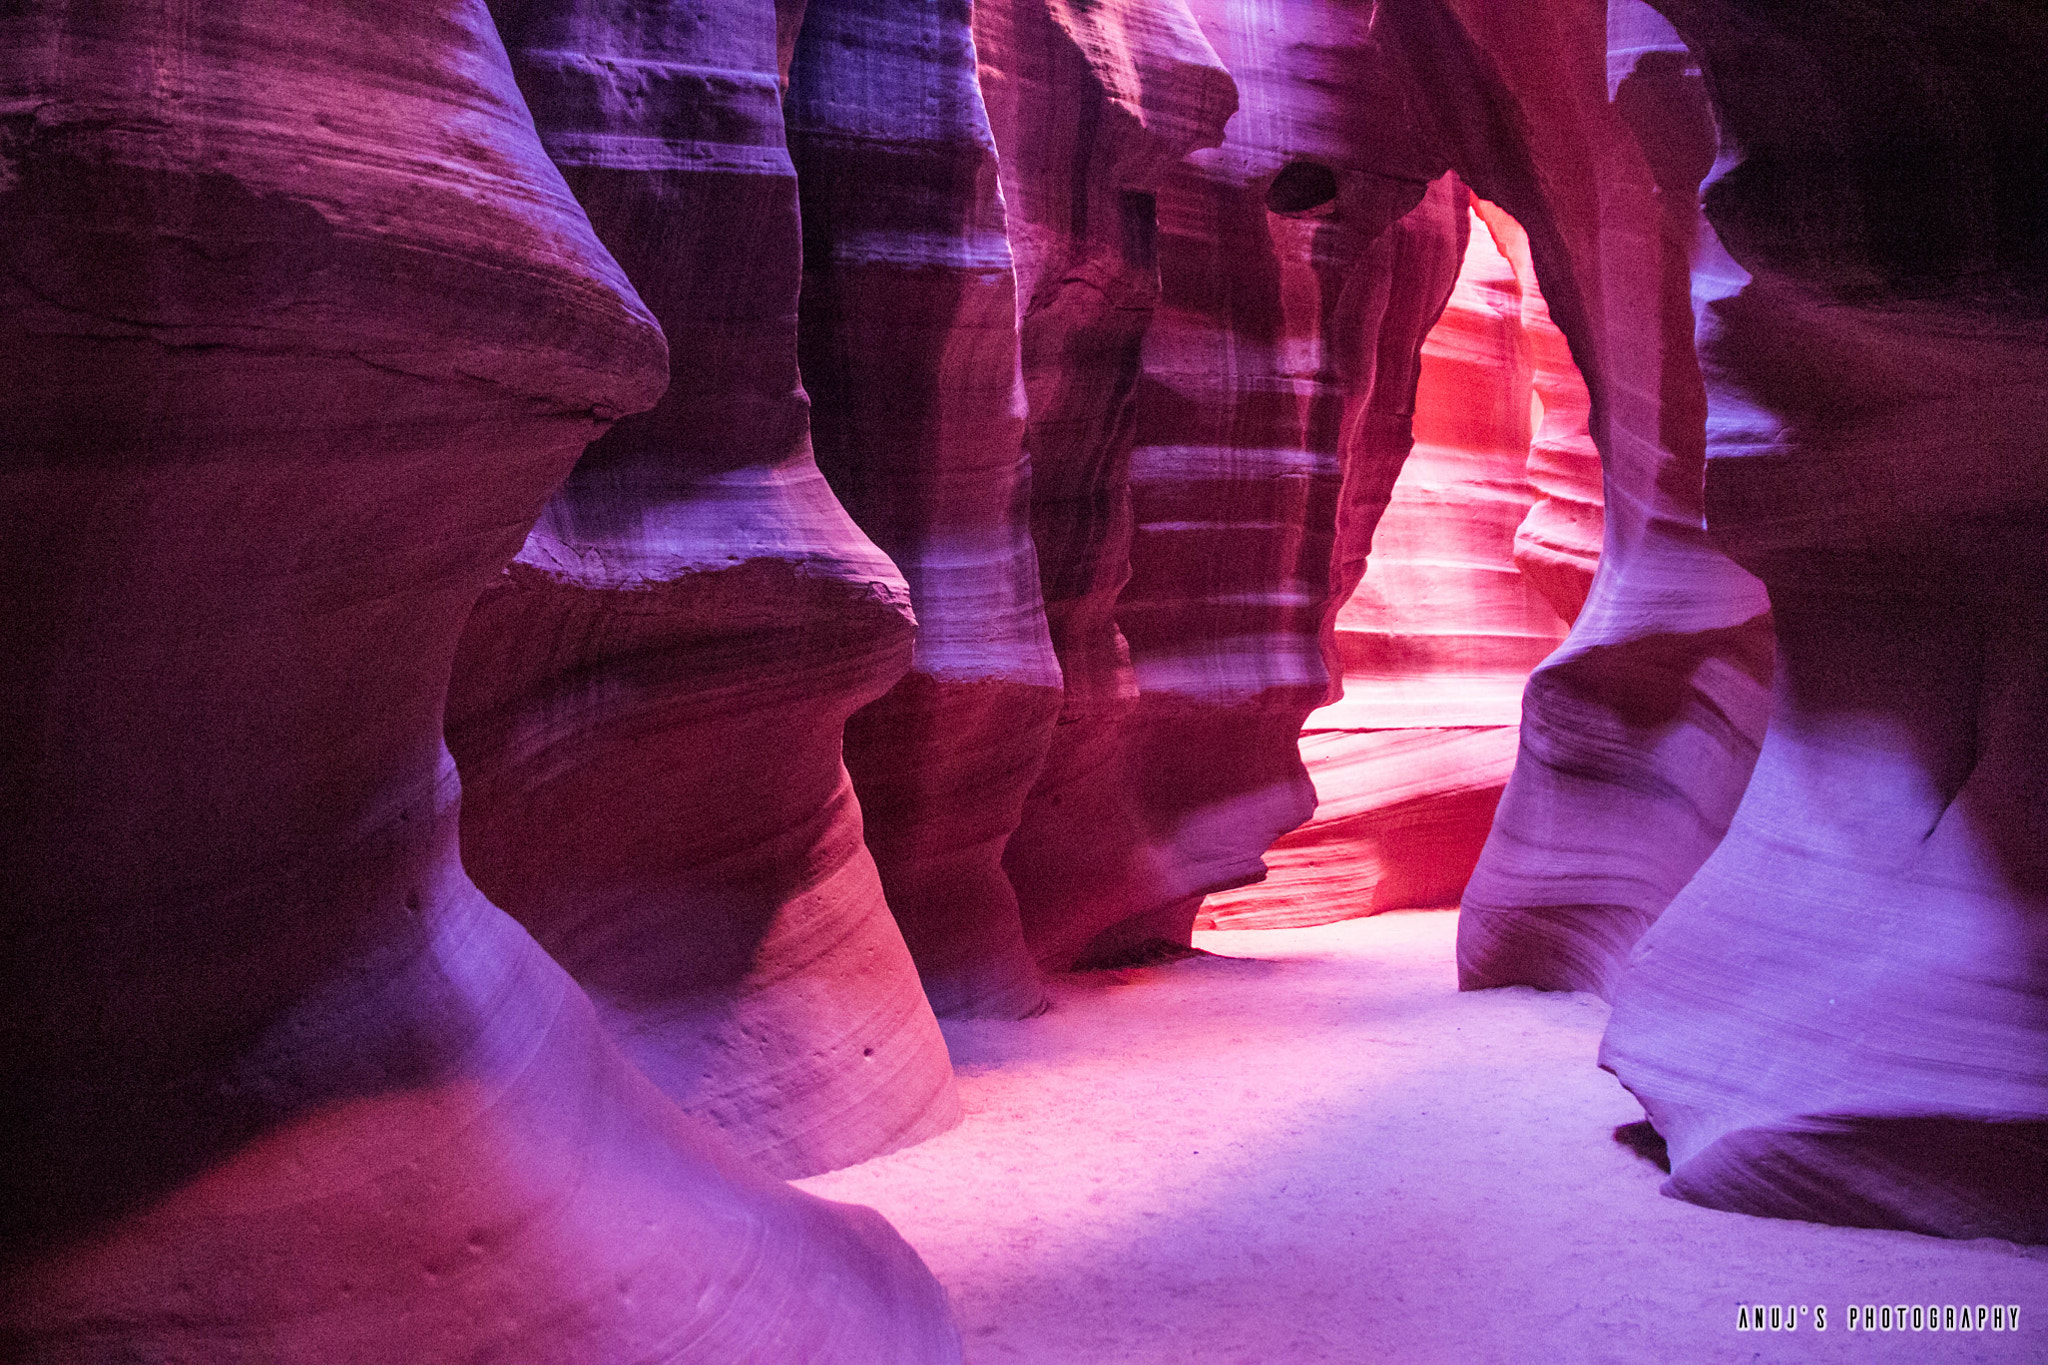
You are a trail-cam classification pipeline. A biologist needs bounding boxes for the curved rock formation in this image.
[1602,0,2048,1242]
[996,0,1483,967]
[1476,199,1606,628]
[1200,203,1572,930]
[787,0,1064,1020]
[445,0,960,1178]
[0,1,958,1358]
[1381,0,1776,998]
[970,0,1237,970]
[1115,168,1464,953]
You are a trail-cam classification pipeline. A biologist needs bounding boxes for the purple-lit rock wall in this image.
[1383,0,2046,1241]
[996,0,1475,968]
[974,0,1239,970]
[1601,0,2048,1242]
[1380,0,1776,1000]
[446,0,961,1181]
[1,1,959,1358]
[1200,199,1599,932]
[787,0,1064,1020]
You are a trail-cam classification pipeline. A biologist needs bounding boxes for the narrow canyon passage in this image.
[7,0,2044,1359]
[802,911,2048,1364]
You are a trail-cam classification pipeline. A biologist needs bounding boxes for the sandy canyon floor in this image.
[799,910,2047,1364]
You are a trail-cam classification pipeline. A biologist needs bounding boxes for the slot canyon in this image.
[3,0,2043,1361]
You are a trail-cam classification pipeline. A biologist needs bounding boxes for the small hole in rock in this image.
[1266,160,1339,215]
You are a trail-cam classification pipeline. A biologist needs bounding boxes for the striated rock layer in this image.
[787,0,1063,1020]
[970,0,1236,972]
[1201,205,1574,930]
[0,2,958,1360]
[1602,0,2048,1242]
[1480,199,1606,629]
[1382,0,1776,998]
[995,0,1486,967]
[1197,727,1525,931]
[444,0,960,1179]
[1330,206,1559,733]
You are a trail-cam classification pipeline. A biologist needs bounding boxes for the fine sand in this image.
[799,910,2047,1363]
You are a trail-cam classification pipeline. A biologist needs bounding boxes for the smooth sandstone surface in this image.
[446,0,962,1181]
[972,0,1239,972]
[1602,0,2048,1242]
[999,0,1480,969]
[1197,727,1523,931]
[788,0,1064,1021]
[1376,0,1777,999]
[1201,206,1574,931]
[1,1,957,1360]
[1102,2,1461,965]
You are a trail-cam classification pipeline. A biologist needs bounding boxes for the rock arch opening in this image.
[1199,196,1600,931]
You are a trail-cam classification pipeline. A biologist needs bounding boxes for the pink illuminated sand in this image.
[801,911,2048,1363]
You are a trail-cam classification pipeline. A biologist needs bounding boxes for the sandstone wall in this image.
[1379,0,1776,999]
[992,0,1484,967]
[1603,0,2048,1242]
[1201,203,1574,930]
[445,0,961,1181]
[787,0,1065,1020]
[0,1,960,1357]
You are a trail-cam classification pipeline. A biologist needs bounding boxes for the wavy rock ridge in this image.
[1394,0,1777,1001]
[2,1,960,1358]
[1202,202,1578,930]
[788,0,1066,1021]
[447,0,960,1184]
[1602,0,2048,1243]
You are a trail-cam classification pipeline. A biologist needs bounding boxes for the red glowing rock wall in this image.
[1481,200,1606,629]
[0,1,959,1358]
[1601,0,2048,1242]
[444,0,960,1180]
[992,0,1486,967]
[1201,205,1576,930]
